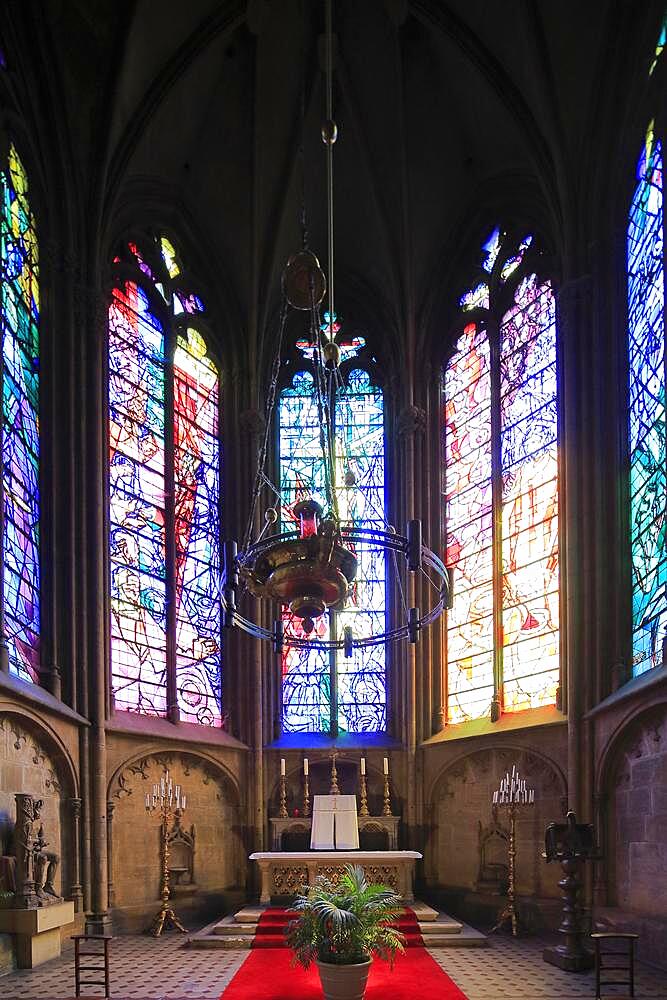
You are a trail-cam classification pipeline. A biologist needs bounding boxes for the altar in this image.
[249,850,422,904]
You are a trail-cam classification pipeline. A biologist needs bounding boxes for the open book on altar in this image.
[310,794,360,850]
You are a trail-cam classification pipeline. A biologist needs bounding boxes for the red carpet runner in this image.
[222,909,468,999]
[220,946,469,999]
[251,907,424,949]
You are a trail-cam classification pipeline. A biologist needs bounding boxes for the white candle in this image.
[493,790,498,804]
[303,758,309,776]
[529,789,534,804]
[383,757,389,775]
[182,794,186,810]
[145,793,150,809]
[280,758,286,777]
[360,758,366,776]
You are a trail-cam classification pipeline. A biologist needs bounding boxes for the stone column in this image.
[106,801,115,908]
[68,797,83,912]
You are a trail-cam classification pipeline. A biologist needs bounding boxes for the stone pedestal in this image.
[0,900,75,968]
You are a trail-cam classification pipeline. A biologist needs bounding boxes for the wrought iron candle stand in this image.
[490,764,535,937]
[543,811,598,972]
[145,769,188,936]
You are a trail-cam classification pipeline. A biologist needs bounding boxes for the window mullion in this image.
[165,331,179,723]
[489,314,504,721]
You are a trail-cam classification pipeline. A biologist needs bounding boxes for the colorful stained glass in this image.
[649,16,665,76]
[443,230,559,723]
[109,236,222,723]
[444,324,494,723]
[500,276,559,710]
[1,145,40,683]
[109,281,167,715]
[174,328,221,725]
[628,125,665,676]
[279,364,387,734]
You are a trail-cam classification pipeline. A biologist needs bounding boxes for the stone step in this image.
[418,917,463,935]
[409,900,439,922]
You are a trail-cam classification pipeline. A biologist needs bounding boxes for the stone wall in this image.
[109,752,243,912]
[608,704,667,914]
[0,714,68,898]
[427,746,565,901]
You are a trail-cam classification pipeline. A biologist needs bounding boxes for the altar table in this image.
[249,850,422,904]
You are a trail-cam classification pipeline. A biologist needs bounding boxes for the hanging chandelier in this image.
[221,0,451,654]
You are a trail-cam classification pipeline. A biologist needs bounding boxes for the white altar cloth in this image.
[249,850,422,904]
[310,794,359,850]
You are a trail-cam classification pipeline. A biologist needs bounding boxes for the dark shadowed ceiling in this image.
[5,0,665,366]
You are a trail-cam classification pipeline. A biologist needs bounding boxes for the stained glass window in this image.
[109,236,222,724]
[0,145,40,683]
[628,123,665,677]
[279,335,387,734]
[443,229,560,723]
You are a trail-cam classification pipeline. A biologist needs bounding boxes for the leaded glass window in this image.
[628,123,665,677]
[109,236,222,724]
[0,145,40,683]
[443,228,560,723]
[279,334,387,735]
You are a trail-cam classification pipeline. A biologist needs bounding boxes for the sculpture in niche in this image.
[476,813,509,895]
[167,810,196,888]
[6,794,61,908]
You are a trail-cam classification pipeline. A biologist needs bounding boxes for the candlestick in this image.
[490,763,535,937]
[359,770,369,816]
[382,772,391,816]
[329,749,340,795]
[279,773,288,818]
[303,771,310,818]
[145,768,188,936]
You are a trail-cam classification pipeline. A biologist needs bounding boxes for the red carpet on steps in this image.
[220,946,469,999]
[251,907,424,949]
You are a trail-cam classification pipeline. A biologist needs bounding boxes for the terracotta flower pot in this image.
[316,958,372,1000]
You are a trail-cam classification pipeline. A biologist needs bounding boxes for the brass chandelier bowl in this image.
[240,502,357,633]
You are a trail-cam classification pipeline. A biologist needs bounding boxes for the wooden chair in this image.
[591,932,639,999]
[71,934,112,997]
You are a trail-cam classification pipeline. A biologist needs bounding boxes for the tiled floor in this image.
[0,931,665,1000]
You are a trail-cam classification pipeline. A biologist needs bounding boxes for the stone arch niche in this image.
[602,703,667,917]
[0,711,78,905]
[107,751,243,915]
[427,746,566,900]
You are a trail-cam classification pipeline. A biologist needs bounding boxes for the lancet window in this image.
[278,328,387,735]
[443,228,560,723]
[0,144,40,684]
[108,235,222,725]
[628,121,665,677]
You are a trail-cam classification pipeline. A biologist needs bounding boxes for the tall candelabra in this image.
[279,758,288,818]
[490,764,535,937]
[145,769,188,936]
[303,757,310,817]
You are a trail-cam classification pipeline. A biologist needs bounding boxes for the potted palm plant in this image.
[286,864,406,1000]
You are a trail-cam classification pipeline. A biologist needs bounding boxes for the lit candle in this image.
[360,758,366,776]
[280,758,286,777]
[383,757,389,775]
[303,758,309,777]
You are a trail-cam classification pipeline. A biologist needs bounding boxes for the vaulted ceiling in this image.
[5,1,664,366]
